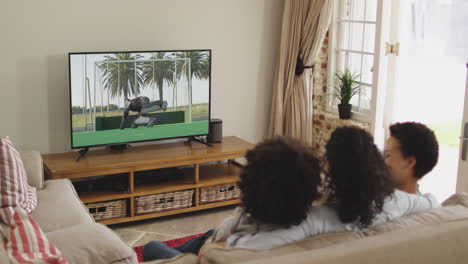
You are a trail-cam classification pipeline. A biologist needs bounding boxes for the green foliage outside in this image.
[428,120,462,149]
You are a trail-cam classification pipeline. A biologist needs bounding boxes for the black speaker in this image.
[207,118,223,143]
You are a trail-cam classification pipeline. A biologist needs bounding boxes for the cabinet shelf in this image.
[80,191,131,204]
[198,163,242,187]
[134,167,196,196]
[42,136,253,225]
[134,183,197,197]
[99,199,241,225]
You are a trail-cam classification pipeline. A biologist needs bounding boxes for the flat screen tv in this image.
[69,49,211,149]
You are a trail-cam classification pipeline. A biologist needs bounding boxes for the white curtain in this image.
[269,0,334,144]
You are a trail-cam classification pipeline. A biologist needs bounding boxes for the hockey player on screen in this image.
[120,96,168,129]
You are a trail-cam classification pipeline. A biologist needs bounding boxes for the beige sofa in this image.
[145,194,468,264]
[0,151,138,264]
[3,151,467,264]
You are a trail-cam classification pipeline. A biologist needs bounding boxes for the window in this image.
[328,0,378,120]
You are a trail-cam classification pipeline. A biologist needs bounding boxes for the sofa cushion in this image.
[238,220,468,264]
[19,150,45,190]
[142,254,199,264]
[30,179,94,232]
[0,136,37,213]
[364,192,468,235]
[0,206,67,264]
[201,231,363,264]
[46,223,137,264]
[365,204,468,235]
[201,193,468,264]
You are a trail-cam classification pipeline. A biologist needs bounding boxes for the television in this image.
[68,49,211,149]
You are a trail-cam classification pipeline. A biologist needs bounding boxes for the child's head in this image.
[325,126,394,227]
[238,137,321,228]
[384,122,439,189]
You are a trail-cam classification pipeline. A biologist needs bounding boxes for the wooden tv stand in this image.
[42,136,253,225]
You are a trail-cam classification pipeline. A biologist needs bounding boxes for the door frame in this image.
[370,0,392,148]
[456,62,468,193]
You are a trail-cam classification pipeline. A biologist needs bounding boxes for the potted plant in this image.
[330,69,361,119]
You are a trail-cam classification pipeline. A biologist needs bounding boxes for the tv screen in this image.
[69,50,211,149]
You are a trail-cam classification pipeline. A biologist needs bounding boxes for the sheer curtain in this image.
[269,0,334,144]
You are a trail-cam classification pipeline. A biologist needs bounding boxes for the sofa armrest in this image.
[19,150,45,190]
[442,192,468,208]
[46,223,138,264]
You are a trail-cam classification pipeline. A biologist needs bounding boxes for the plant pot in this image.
[338,104,352,119]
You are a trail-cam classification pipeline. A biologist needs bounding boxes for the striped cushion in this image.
[0,207,68,264]
[0,137,37,213]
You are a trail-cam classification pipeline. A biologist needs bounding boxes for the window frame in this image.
[326,0,378,123]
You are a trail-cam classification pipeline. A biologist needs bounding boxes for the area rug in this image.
[133,233,203,262]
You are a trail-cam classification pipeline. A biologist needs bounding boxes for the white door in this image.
[383,0,468,201]
[457,63,468,193]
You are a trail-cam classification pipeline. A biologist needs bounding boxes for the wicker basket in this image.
[200,182,240,204]
[86,199,128,220]
[135,189,194,215]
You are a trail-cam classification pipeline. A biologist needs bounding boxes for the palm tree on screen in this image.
[99,53,144,100]
[143,52,174,101]
[175,51,210,81]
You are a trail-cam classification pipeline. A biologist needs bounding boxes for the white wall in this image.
[0,0,284,153]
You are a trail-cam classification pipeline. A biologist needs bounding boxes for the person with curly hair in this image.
[384,122,439,195]
[226,126,439,250]
[142,137,322,261]
[325,126,438,227]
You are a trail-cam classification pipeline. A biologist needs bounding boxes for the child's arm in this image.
[210,207,244,242]
[394,190,440,216]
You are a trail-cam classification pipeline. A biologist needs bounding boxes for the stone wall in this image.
[312,34,370,157]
